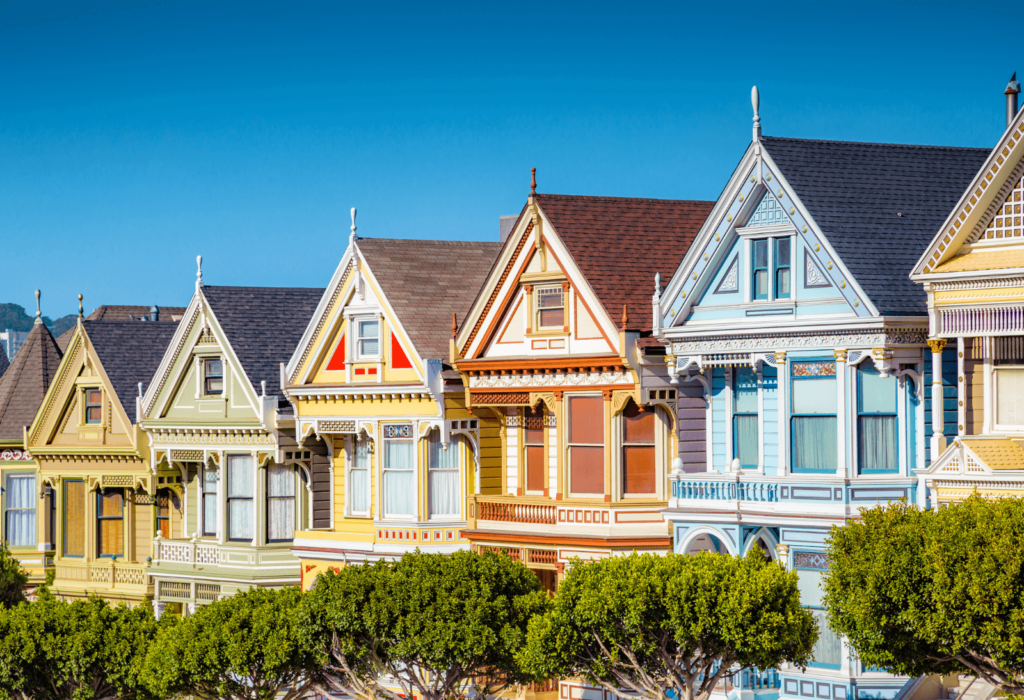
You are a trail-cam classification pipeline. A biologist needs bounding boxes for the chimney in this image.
[499,215,517,243]
[151,305,159,322]
[1007,72,1020,128]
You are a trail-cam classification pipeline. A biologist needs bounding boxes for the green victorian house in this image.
[139,262,327,616]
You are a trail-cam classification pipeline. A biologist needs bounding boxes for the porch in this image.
[51,559,151,603]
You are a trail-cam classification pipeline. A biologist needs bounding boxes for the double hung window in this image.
[267,464,295,542]
[791,361,838,473]
[348,439,370,515]
[774,237,791,299]
[750,236,792,302]
[733,368,759,468]
[63,480,85,557]
[568,396,604,495]
[383,425,415,518]
[202,465,218,537]
[356,318,380,359]
[156,488,173,539]
[4,474,35,547]
[85,389,102,424]
[97,489,124,558]
[204,358,224,395]
[226,455,254,541]
[524,406,546,493]
[622,401,656,495]
[857,364,898,473]
[752,240,769,300]
[997,368,1024,427]
[427,430,460,518]
[536,286,565,329]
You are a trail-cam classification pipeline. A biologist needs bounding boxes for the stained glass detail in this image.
[715,256,739,293]
[804,250,831,288]
[383,424,412,439]
[791,361,836,377]
[747,192,787,227]
[793,551,830,570]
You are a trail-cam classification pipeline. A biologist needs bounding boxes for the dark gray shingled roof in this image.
[357,238,503,362]
[761,136,990,316]
[202,286,324,395]
[84,321,178,419]
[0,322,62,441]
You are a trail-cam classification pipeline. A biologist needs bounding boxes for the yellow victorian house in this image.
[911,78,1024,504]
[27,310,177,604]
[284,212,500,587]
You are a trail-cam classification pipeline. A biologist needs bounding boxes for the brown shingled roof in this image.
[0,322,63,441]
[87,305,187,322]
[534,194,714,333]
[357,239,503,362]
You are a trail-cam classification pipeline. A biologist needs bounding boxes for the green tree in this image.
[142,586,319,700]
[0,545,28,609]
[298,550,553,700]
[0,593,163,700]
[824,496,1024,695]
[520,550,816,700]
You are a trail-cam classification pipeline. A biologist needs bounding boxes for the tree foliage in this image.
[519,550,817,700]
[0,545,27,609]
[142,586,319,700]
[824,496,1024,695]
[298,550,553,700]
[0,593,163,700]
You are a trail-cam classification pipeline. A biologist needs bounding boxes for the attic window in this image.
[204,359,224,396]
[356,318,380,359]
[85,389,103,424]
[536,286,564,329]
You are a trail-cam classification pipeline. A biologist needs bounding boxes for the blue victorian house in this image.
[652,88,989,700]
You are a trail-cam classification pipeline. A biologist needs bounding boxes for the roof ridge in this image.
[535,193,716,204]
[203,285,325,292]
[762,135,990,152]
[357,238,502,246]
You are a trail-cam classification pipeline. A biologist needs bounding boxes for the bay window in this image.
[733,368,758,469]
[202,464,218,537]
[524,406,546,493]
[791,361,838,473]
[63,479,85,557]
[383,425,415,518]
[427,430,460,519]
[267,464,295,542]
[568,395,604,495]
[858,363,898,474]
[622,401,656,495]
[97,489,124,558]
[4,474,35,548]
[349,438,370,515]
[226,455,254,541]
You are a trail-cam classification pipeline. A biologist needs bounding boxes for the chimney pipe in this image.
[1006,72,1020,128]
[151,305,159,322]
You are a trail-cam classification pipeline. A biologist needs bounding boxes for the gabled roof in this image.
[761,137,990,315]
[535,194,713,333]
[82,321,178,415]
[201,286,323,394]
[0,322,63,441]
[87,305,187,322]
[357,239,502,361]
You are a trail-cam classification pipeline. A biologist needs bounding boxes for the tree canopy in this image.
[824,496,1024,695]
[519,550,817,700]
[0,593,163,700]
[0,545,27,610]
[142,586,319,700]
[298,550,553,700]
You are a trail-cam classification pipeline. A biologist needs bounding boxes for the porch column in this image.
[217,452,227,545]
[957,337,966,437]
[602,389,613,503]
[251,451,260,548]
[775,352,788,474]
[928,339,947,459]
[834,350,847,478]
[554,391,564,499]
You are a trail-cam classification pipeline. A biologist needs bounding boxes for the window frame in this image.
[63,479,86,558]
[789,360,839,475]
[201,464,219,538]
[203,357,224,396]
[856,363,899,475]
[523,406,547,495]
[773,236,791,300]
[427,430,462,520]
[84,388,103,424]
[226,454,255,542]
[751,238,769,301]
[354,316,381,361]
[994,365,1024,432]
[155,488,173,539]
[266,464,296,543]
[620,401,658,497]
[732,367,759,469]
[96,488,124,559]
[3,472,36,549]
[567,394,605,497]
[347,437,372,517]
[382,424,416,520]
[535,285,565,330]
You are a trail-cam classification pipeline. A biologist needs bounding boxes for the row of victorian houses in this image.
[2,82,1024,700]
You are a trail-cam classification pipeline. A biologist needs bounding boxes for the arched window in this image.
[524,405,546,494]
[427,430,461,519]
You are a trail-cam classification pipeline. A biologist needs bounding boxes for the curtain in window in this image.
[859,416,897,472]
[227,455,254,540]
[383,440,415,517]
[97,490,124,557]
[428,431,460,518]
[811,610,842,667]
[998,369,1024,425]
[64,480,85,556]
[349,440,370,514]
[203,466,218,536]
[267,464,295,541]
[734,415,759,467]
[5,475,35,547]
[792,417,837,472]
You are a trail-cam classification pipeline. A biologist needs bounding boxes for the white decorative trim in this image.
[932,277,1024,292]
[469,371,630,389]
[670,328,927,354]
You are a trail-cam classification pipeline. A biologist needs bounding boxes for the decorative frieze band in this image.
[0,449,31,462]
[670,328,927,354]
[469,370,631,389]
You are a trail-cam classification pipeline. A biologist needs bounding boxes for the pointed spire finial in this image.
[452,312,458,336]
[621,304,628,330]
[655,272,661,293]
[78,294,84,318]
[350,207,358,246]
[34,289,42,325]
[530,167,537,195]
[752,85,761,141]
[196,255,203,290]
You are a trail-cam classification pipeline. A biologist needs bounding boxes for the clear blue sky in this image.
[1,0,1021,318]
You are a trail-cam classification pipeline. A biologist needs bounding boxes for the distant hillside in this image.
[0,303,76,336]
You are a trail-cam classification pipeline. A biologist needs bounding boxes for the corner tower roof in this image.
[0,322,62,441]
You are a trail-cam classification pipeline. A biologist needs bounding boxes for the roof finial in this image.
[530,167,537,195]
[350,207,358,246]
[34,289,42,325]
[621,304,628,330]
[451,312,458,336]
[751,85,761,141]
[654,272,661,293]
[77,294,84,318]
[196,255,203,290]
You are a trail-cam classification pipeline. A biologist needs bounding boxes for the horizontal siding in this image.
[677,382,706,473]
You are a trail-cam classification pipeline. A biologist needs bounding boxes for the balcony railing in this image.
[671,478,779,503]
[153,537,222,566]
[477,499,557,525]
[54,560,149,590]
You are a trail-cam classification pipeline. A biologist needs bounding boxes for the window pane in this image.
[998,369,1024,425]
[811,610,842,668]
[623,445,655,494]
[524,407,544,445]
[526,445,546,492]
[359,320,379,339]
[537,287,563,308]
[569,445,604,494]
[356,439,371,470]
[87,406,102,424]
[360,338,379,356]
[793,416,837,472]
[859,416,897,472]
[539,308,564,327]
[776,237,790,265]
[734,368,758,413]
[227,456,254,498]
[205,359,223,377]
[777,268,791,296]
[98,490,123,518]
[428,470,459,517]
[349,466,369,513]
[384,440,415,517]
[792,379,837,415]
[859,365,896,414]
[753,239,768,268]
[734,415,758,467]
[569,396,604,444]
[5,475,36,547]
[64,481,85,556]
[98,518,123,557]
[267,464,295,497]
[622,401,655,443]
[86,389,102,405]
[228,500,253,540]
[755,270,768,297]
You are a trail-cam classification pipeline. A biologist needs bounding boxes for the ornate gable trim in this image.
[714,255,739,294]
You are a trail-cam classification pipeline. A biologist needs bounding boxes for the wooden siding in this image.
[678,381,706,473]
[965,342,984,435]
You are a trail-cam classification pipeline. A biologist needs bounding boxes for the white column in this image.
[251,451,260,548]
[217,452,227,545]
[928,339,947,459]
[506,414,519,495]
[757,362,765,472]
[897,377,908,477]
[835,350,847,477]
[983,337,993,434]
[957,337,966,437]
[724,367,734,467]
[776,353,788,474]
